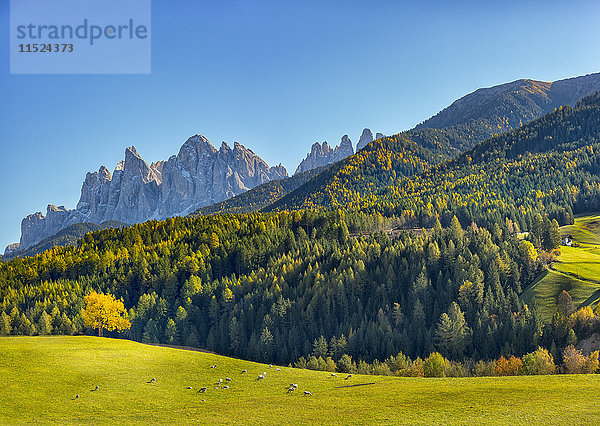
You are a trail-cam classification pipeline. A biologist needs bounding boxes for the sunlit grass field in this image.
[1,336,599,424]
[522,214,600,321]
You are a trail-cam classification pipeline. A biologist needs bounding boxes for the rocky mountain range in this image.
[294,135,353,175]
[11,135,287,254]
[294,129,385,175]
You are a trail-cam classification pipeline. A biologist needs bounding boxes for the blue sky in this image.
[1,0,600,250]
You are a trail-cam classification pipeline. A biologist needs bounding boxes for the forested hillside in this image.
[0,210,549,365]
[265,133,446,213]
[196,128,474,217]
[6,221,125,260]
[269,93,600,233]
[192,167,324,216]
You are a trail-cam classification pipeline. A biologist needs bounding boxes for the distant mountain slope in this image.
[265,74,600,214]
[5,221,126,259]
[191,167,324,216]
[269,92,600,228]
[414,73,600,151]
[417,79,552,130]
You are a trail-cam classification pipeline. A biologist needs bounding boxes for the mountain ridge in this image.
[263,73,600,212]
[10,135,287,255]
[268,91,600,220]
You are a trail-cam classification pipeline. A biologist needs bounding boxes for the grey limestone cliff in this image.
[13,135,287,252]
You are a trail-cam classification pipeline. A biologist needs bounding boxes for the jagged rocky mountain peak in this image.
[356,128,374,151]
[296,130,384,174]
[13,133,287,253]
[98,165,111,179]
[125,145,139,157]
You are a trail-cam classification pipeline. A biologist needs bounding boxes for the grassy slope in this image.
[1,337,599,424]
[522,214,600,322]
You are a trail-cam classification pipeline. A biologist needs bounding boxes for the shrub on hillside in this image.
[337,354,353,373]
[494,356,523,376]
[423,352,447,378]
[473,360,496,377]
[522,347,556,375]
[562,345,600,374]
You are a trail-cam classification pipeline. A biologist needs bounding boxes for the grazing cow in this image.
[75,395,79,399]
[199,387,207,393]
[92,385,99,391]
[269,364,273,368]
[331,373,337,377]
[222,385,229,389]
[217,379,223,384]
[147,378,156,383]
[275,368,281,371]
[210,365,217,369]
[225,377,231,382]
[241,369,247,373]
[345,374,352,380]
[186,386,192,389]
[257,374,264,380]
[304,391,312,396]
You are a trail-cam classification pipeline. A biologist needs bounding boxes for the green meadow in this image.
[0,336,599,424]
[522,214,600,321]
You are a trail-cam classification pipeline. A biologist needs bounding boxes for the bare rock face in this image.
[294,141,334,175]
[336,135,354,160]
[295,129,382,174]
[295,135,355,175]
[356,128,374,152]
[3,243,20,257]
[376,132,385,140]
[158,136,287,217]
[19,205,77,249]
[16,135,288,250]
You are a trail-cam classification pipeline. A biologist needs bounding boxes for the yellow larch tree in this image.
[82,291,131,337]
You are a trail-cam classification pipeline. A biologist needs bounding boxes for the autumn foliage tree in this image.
[522,347,556,375]
[494,355,523,376]
[82,291,131,337]
[562,345,600,374]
